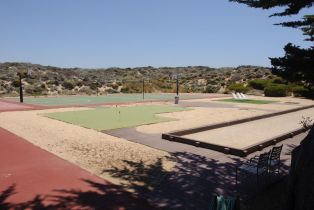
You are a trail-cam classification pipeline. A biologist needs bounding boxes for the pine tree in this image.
[230,0,314,95]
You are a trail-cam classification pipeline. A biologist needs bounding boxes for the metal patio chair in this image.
[268,145,283,174]
[236,151,270,186]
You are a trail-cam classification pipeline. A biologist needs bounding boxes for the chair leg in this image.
[235,167,238,187]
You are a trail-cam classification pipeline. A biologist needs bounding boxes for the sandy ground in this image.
[183,108,314,149]
[136,96,314,134]
[0,107,174,186]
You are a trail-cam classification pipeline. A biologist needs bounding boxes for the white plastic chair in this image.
[232,93,238,99]
[240,93,247,99]
[236,92,243,99]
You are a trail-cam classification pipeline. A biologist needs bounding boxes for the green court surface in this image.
[44,105,190,131]
[7,94,206,106]
[219,98,276,104]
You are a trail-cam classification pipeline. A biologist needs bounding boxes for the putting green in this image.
[44,105,190,131]
[219,99,276,104]
[7,94,206,106]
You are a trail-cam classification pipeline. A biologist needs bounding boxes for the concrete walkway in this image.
[0,99,39,112]
[0,127,151,210]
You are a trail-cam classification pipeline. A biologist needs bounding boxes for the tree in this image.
[230,0,314,95]
[230,1,313,16]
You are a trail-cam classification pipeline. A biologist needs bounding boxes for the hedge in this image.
[264,84,287,97]
[228,83,249,93]
[292,86,309,97]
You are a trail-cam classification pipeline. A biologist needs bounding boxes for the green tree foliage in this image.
[230,0,314,93]
[230,0,313,16]
[271,44,314,87]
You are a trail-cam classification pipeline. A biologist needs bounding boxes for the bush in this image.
[227,83,249,93]
[11,79,20,88]
[249,79,271,90]
[90,82,99,90]
[63,80,75,90]
[78,86,93,95]
[272,77,286,84]
[292,86,309,97]
[25,85,45,96]
[204,85,219,93]
[264,84,287,97]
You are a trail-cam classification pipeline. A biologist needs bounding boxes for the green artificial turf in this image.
[219,98,276,104]
[7,94,205,106]
[44,105,190,131]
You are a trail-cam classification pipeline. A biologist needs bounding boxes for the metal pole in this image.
[176,78,179,96]
[142,79,145,100]
[19,73,23,103]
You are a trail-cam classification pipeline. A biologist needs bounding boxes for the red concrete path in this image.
[0,127,151,209]
[0,99,41,112]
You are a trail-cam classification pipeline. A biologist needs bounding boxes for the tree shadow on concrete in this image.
[0,181,153,210]
[103,152,246,210]
[104,151,292,210]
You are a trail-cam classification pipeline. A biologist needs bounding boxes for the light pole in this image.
[9,67,32,103]
[172,74,179,104]
[142,79,145,100]
[176,77,179,96]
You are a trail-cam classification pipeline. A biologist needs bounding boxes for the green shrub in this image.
[264,84,287,97]
[227,83,249,93]
[292,86,309,97]
[272,77,286,84]
[79,86,93,95]
[25,85,45,96]
[204,85,219,93]
[90,82,100,90]
[249,79,271,90]
[63,80,75,90]
[11,79,20,87]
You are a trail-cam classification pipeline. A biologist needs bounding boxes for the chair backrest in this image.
[240,93,247,99]
[257,151,270,173]
[269,145,283,162]
[236,92,242,99]
[232,93,238,99]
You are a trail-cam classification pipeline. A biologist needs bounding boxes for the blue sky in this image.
[0,0,312,68]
